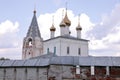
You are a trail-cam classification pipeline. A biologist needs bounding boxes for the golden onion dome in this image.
[50,24,56,31]
[63,13,71,26]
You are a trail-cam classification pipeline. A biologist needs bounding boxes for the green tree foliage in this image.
[0,57,10,60]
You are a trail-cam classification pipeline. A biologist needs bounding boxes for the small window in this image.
[54,47,56,55]
[67,47,69,54]
[78,48,81,55]
[47,48,49,54]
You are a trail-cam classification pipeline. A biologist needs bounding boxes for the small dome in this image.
[50,24,56,31]
[63,13,71,26]
[76,24,82,30]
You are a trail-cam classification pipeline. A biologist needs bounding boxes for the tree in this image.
[0,57,10,60]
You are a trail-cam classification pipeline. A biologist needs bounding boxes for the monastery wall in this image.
[0,65,120,80]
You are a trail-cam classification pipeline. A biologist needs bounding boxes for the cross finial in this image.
[33,3,36,14]
[78,14,80,25]
[62,9,64,19]
[52,15,54,25]
[66,2,68,10]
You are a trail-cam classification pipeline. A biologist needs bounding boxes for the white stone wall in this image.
[16,68,26,80]
[60,27,66,36]
[0,67,47,80]
[38,68,47,80]
[27,68,37,80]
[0,68,4,80]
[5,68,14,80]
[65,26,70,36]
[50,31,55,38]
[77,30,81,39]
[44,38,60,55]
[44,37,88,56]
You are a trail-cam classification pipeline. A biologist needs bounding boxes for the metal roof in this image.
[112,57,120,66]
[35,58,50,66]
[50,56,74,65]
[1,60,15,67]
[44,36,89,42]
[0,56,120,67]
[23,59,38,66]
[26,11,41,38]
[13,60,26,66]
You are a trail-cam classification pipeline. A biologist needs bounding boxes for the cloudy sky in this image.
[0,0,120,59]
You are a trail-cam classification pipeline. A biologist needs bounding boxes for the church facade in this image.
[0,9,120,80]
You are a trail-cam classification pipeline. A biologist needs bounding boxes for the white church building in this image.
[22,9,89,59]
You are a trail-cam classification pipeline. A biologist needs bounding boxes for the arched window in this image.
[28,38,32,46]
